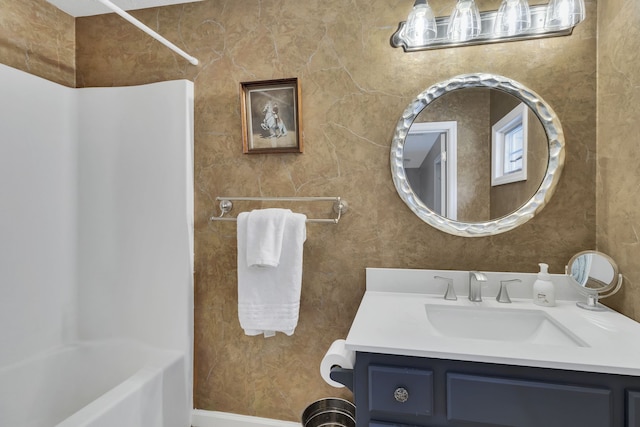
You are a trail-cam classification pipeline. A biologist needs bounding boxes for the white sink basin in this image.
[425,304,588,347]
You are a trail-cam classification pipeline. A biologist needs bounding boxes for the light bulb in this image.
[404,0,437,46]
[447,0,482,42]
[494,0,531,36]
[545,0,585,30]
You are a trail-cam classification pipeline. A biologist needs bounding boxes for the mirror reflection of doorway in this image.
[433,151,444,215]
[404,121,457,219]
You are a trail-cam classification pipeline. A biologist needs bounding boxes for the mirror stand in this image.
[575,273,623,311]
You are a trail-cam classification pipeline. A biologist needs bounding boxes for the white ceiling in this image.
[47,0,203,17]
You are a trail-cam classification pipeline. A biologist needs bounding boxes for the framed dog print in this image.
[240,78,303,154]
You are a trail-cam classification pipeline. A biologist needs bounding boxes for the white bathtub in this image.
[0,340,190,427]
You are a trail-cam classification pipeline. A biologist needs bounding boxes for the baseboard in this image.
[191,409,300,427]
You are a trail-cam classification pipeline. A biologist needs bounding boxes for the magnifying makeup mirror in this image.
[566,250,623,311]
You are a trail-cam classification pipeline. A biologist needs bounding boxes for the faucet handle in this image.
[435,276,457,301]
[496,279,521,303]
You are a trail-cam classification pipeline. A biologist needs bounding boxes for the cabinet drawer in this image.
[368,365,433,416]
[447,373,612,427]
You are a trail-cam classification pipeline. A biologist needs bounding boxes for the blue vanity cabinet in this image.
[354,352,640,427]
[629,391,640,426]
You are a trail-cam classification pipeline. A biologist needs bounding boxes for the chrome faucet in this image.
[468,271,487,302]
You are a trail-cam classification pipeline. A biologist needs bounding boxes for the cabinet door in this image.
[370,422,419,427]
[447,373,612,427]
[628,390,640,427]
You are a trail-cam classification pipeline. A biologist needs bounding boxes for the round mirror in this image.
[390,73,565,237]
[566,250,623,311]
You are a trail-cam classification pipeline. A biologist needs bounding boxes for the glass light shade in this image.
[544,0,585,30]
[404,0,437,46]
[494,0,531,36]
[447,0,482,42]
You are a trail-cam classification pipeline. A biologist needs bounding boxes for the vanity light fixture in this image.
[544,0,585,30]
[405,0,438,46]
[447,0,481,42]
[494,0,531,36]
[391,0,586,52]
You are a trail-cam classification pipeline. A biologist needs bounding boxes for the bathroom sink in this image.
[425,304,587,347]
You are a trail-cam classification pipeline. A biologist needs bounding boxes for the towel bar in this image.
[209,196,348,224]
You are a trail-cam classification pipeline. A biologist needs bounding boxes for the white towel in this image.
[245,208,290,268]
[237,210,307,337]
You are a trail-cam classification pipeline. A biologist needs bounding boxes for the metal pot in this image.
[301,398,356,427]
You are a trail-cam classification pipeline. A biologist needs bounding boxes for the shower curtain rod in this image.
[95,0,199,66]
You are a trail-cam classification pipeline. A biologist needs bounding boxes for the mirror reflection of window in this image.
[571,254,592,286]
[492,102,528,186]
[504,123,524,174]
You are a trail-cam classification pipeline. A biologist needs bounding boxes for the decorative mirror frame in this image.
[390,73,565,237]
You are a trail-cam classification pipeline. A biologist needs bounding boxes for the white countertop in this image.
[345,268,640,376]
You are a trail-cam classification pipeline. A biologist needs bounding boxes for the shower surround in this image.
[0,63,194,427]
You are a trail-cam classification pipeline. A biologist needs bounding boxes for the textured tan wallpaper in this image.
[76,0,596,420]
[69,0,597,421]
[0,0,75,86]
[597,0,640,322]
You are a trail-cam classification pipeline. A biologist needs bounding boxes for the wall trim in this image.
[191,410,300,427]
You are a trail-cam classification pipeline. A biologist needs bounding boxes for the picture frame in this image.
[240,78,303,154]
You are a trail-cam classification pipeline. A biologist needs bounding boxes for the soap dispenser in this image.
[532,263,555,307]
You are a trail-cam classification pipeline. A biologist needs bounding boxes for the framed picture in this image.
[240,78,303,154]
